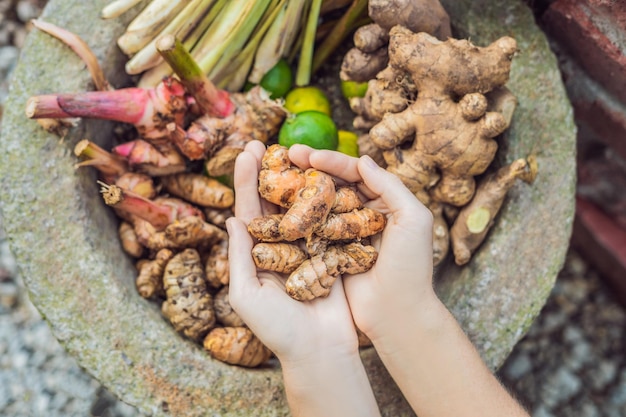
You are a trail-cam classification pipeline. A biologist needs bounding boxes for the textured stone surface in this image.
[0,0,576,416]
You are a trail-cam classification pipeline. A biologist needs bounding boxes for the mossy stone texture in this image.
[0,0,576,416]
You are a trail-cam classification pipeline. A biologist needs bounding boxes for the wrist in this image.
[366,290,449,352]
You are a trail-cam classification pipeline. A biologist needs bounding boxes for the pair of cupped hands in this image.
[226,140,437,367]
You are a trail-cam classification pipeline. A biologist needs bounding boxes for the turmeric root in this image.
[161,249,216,341]
[203,327,272,368]
[279,169,336,241]
[252,243,308,274]
[203,207,233,229]
[258,144,305,208]
[450,159,534,266]
[163,215,227,250]
[332,186,362,213]
[118,221,144,258]
[286,242,378,301]
[214,286,246,328]
[135,248,173,299]
[204,236,229,288]
[430,203,450,267]
[247,214,284,242]
[160,173,234,209]
[316,207,386,241]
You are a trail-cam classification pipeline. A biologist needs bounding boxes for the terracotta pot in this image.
[0,0,576,415]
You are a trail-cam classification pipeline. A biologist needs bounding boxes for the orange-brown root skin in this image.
[258,144,306,208]
[160,173,234,208]
[252,242,307,274]
[317,207,386,241]
[214,286,245,327]
[135,248,173,299]
[203,327,272,367]
[279,169,336,241]
[247,214,284,242]
[119,221,144,258]
[286,243,378,301]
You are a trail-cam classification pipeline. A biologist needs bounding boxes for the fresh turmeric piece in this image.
[203,207,233,229]
[214,286,246,328]
[161,249,216,341]
[118,221,144,258]
[204,236,229,288]
[316,207,386,241]
[247,214,285,242]
[430,203,450,267]
[286,242,378,301]
[332,186,362,213]
[160,173,234,209]
[258,144,306,208]
[252,242,308,274]
[450,158,535,266]
[203,327,272,368]
[135,248,173,299]
[279,169,336,241]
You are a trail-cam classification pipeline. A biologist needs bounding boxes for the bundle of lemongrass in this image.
[101,0,369,90]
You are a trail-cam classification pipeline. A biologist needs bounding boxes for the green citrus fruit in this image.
[284,86,332,116]
[340,80,368,99]
[259,59,293,99]
[278,111,338,150]
[336,130,360,157]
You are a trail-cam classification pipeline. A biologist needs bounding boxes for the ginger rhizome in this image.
[344,19,536,266]
[249,144,386,302]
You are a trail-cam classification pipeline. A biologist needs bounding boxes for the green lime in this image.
[284,86,332,116]
[340,80,368,99]
[336,130,360,157]
[278,111,338,150]
[259,59,293,99]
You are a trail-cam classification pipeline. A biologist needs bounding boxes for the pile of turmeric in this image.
[26,21,276,368]
[343,7,537,266]
[249,144,386,301]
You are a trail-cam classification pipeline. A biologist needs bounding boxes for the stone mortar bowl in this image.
[0,0,576,415]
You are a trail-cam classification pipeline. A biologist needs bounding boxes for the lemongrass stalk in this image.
[101,0,143,19]
[312,0,368,73]
[156,34,234,117]
[191,0,272,77]
[296,0,322,86]
[210,0,286,86]
[125,0,217,75]
[32,19,109,91]
[137,0,228,88]
[320,0,352,14]
[117,0,189,55]
[248,0,307,83]
[206,0,278,80]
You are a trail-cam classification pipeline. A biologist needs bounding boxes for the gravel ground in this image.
[1,1,626,416]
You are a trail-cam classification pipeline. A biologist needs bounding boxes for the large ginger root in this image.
[161,249,216,341]
[369,28,518,208]
[450,158,537,266]
[340,0,451,82]
[203,327,273,368]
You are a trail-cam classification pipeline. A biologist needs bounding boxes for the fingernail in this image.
[362,155,381,171]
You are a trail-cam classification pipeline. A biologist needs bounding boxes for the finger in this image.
[287,144,314,170]
[233,150,263,223]
[244,140,267,164]
[226,217,261,301]
[309,149,363,183]
[357,155,431,223]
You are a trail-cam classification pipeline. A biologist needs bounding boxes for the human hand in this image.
[226,141,360,366]
[287,145,438,344]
